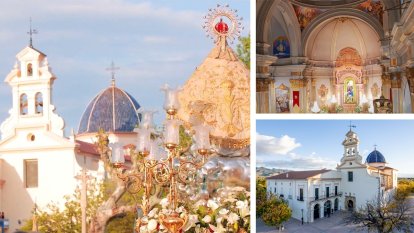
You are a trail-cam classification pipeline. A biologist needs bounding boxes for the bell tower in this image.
[0,45,65,139]
[341,124,362,163]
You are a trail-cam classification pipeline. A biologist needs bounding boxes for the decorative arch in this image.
[257,0,302,57]
[313,203,320,220]
[336,47,362,67]
[302,8,385,57]
[35,92,43,114]
[20,94,28,115]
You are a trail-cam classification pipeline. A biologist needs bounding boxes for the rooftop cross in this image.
[27,17,38,48]
[348,121,356,131]
[106,61,120,86]
[374,144,377,150]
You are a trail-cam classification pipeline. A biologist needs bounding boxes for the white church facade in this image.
[266,128,397,223]
[0,44,141,231]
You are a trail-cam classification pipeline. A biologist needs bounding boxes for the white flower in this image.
[219,208,229,215]
[207,200,219,211]
[147,219,158,231]
[216,216,223,224]
[160,198,169,208]
[227,212,240,224]
[236,200,245,209]
[176,206,185,213]
[202,215,211,223]
[209,224,226,233]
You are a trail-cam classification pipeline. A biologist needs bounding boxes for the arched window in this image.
[20,94,28,115]
[35,92,43,114]
[27,63,33,76]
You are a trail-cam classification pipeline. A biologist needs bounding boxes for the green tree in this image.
[256,177,267,217]
[261,193,292,232]
[236,34,250,69]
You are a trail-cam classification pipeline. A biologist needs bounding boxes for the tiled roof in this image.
[266,169,331,180]
[75,140,99,155]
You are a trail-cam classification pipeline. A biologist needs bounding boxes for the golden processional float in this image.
[96,5,250,233]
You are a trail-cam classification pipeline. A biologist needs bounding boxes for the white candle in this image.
[111,144,124,164]
[164,119,182,145]
[193,124,211,150]
[136,128,151,153]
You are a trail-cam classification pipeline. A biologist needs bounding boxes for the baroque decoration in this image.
[96,5,250,233]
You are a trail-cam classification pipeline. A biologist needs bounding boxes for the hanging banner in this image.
[293,91,300,107]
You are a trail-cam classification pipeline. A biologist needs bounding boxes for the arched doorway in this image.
[314,204,320,220]
[347,199,354,211]
[334,198,339,211]
[324,200,332,217]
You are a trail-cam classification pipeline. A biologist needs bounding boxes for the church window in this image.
[27,133,35,141]
[326,187,330,198]
[35,92,43,114]
[274,187,277,193]
[348,171,354,182]
[20,94,28,115]
[315,188,319,200]
[335,186,338,196]
[24,159,38,188]
[299,188,304,201]
[27,63,33,76]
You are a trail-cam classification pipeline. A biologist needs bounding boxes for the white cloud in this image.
[257,152,338,170]
[256,133,301,156]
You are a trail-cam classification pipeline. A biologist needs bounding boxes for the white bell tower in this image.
[340,124,362,163]
[0,45,65,139]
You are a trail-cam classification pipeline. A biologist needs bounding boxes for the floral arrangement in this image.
[335,105,344,113]
[138,187,250,233]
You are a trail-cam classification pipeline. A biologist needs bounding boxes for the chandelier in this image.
[101,84,212,233]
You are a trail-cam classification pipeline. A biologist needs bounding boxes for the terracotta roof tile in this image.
[75,140,99,155]
[266,169,331,180]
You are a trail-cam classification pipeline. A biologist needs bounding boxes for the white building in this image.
[266,128,397,223]
[0,44,141,231]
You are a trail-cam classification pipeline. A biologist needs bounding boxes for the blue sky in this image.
[256,120,414,178]
[0,0,249,133]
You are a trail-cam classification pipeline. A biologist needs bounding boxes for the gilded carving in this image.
[290,79,304,89]
[178,38,250,144]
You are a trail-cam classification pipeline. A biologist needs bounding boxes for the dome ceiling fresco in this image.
[292,0,384,31]
[291,0,367,8]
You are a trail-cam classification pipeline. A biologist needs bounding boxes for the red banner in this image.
[293,91,300,107]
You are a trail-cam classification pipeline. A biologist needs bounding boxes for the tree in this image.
[348,191,414,233]
[261,193,292,232]
[236,34,250,69]
[256,177,267,217]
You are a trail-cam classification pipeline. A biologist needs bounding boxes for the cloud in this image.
[256,133,301,156]
[257,152,338,170]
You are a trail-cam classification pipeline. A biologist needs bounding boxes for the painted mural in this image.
[276,84,290,112]
[293,5,326,31]
[357,0,384,25]
[273,36,290,58]
[344,78,356,104]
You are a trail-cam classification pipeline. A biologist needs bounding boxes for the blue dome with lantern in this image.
[78,83,141,134]
[365,148,386,164]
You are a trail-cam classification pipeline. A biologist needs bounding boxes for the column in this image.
[256,45,278,113]
[406,67,414,113]
[390,72,402,113]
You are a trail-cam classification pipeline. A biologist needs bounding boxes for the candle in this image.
[136,128,151,153]
[164,119,182,145]
[160,84,182,111]
[193,124,211,150]
[111,143,125,164]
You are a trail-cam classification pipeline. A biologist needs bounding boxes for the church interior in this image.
[256,0,414,113]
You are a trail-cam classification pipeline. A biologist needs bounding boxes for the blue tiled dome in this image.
[366,149,386,164]
[78,85,140,134]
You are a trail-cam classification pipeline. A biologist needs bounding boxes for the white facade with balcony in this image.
[267,129,397,223]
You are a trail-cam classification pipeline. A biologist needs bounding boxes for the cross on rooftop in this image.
[106,61,120,86]
[27,17,38,48]
[374,144,377,150]
[348,121,356,131]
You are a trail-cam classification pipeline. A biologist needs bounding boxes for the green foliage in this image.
[256,177,267,217]
[20,179,139,233]
[236,35,250,69]
[179,125,192,152]
[106,211,137,233]
[261,193,292,229]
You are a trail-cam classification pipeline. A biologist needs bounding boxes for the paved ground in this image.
[257,211,360,233]
[257,197,414,233]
